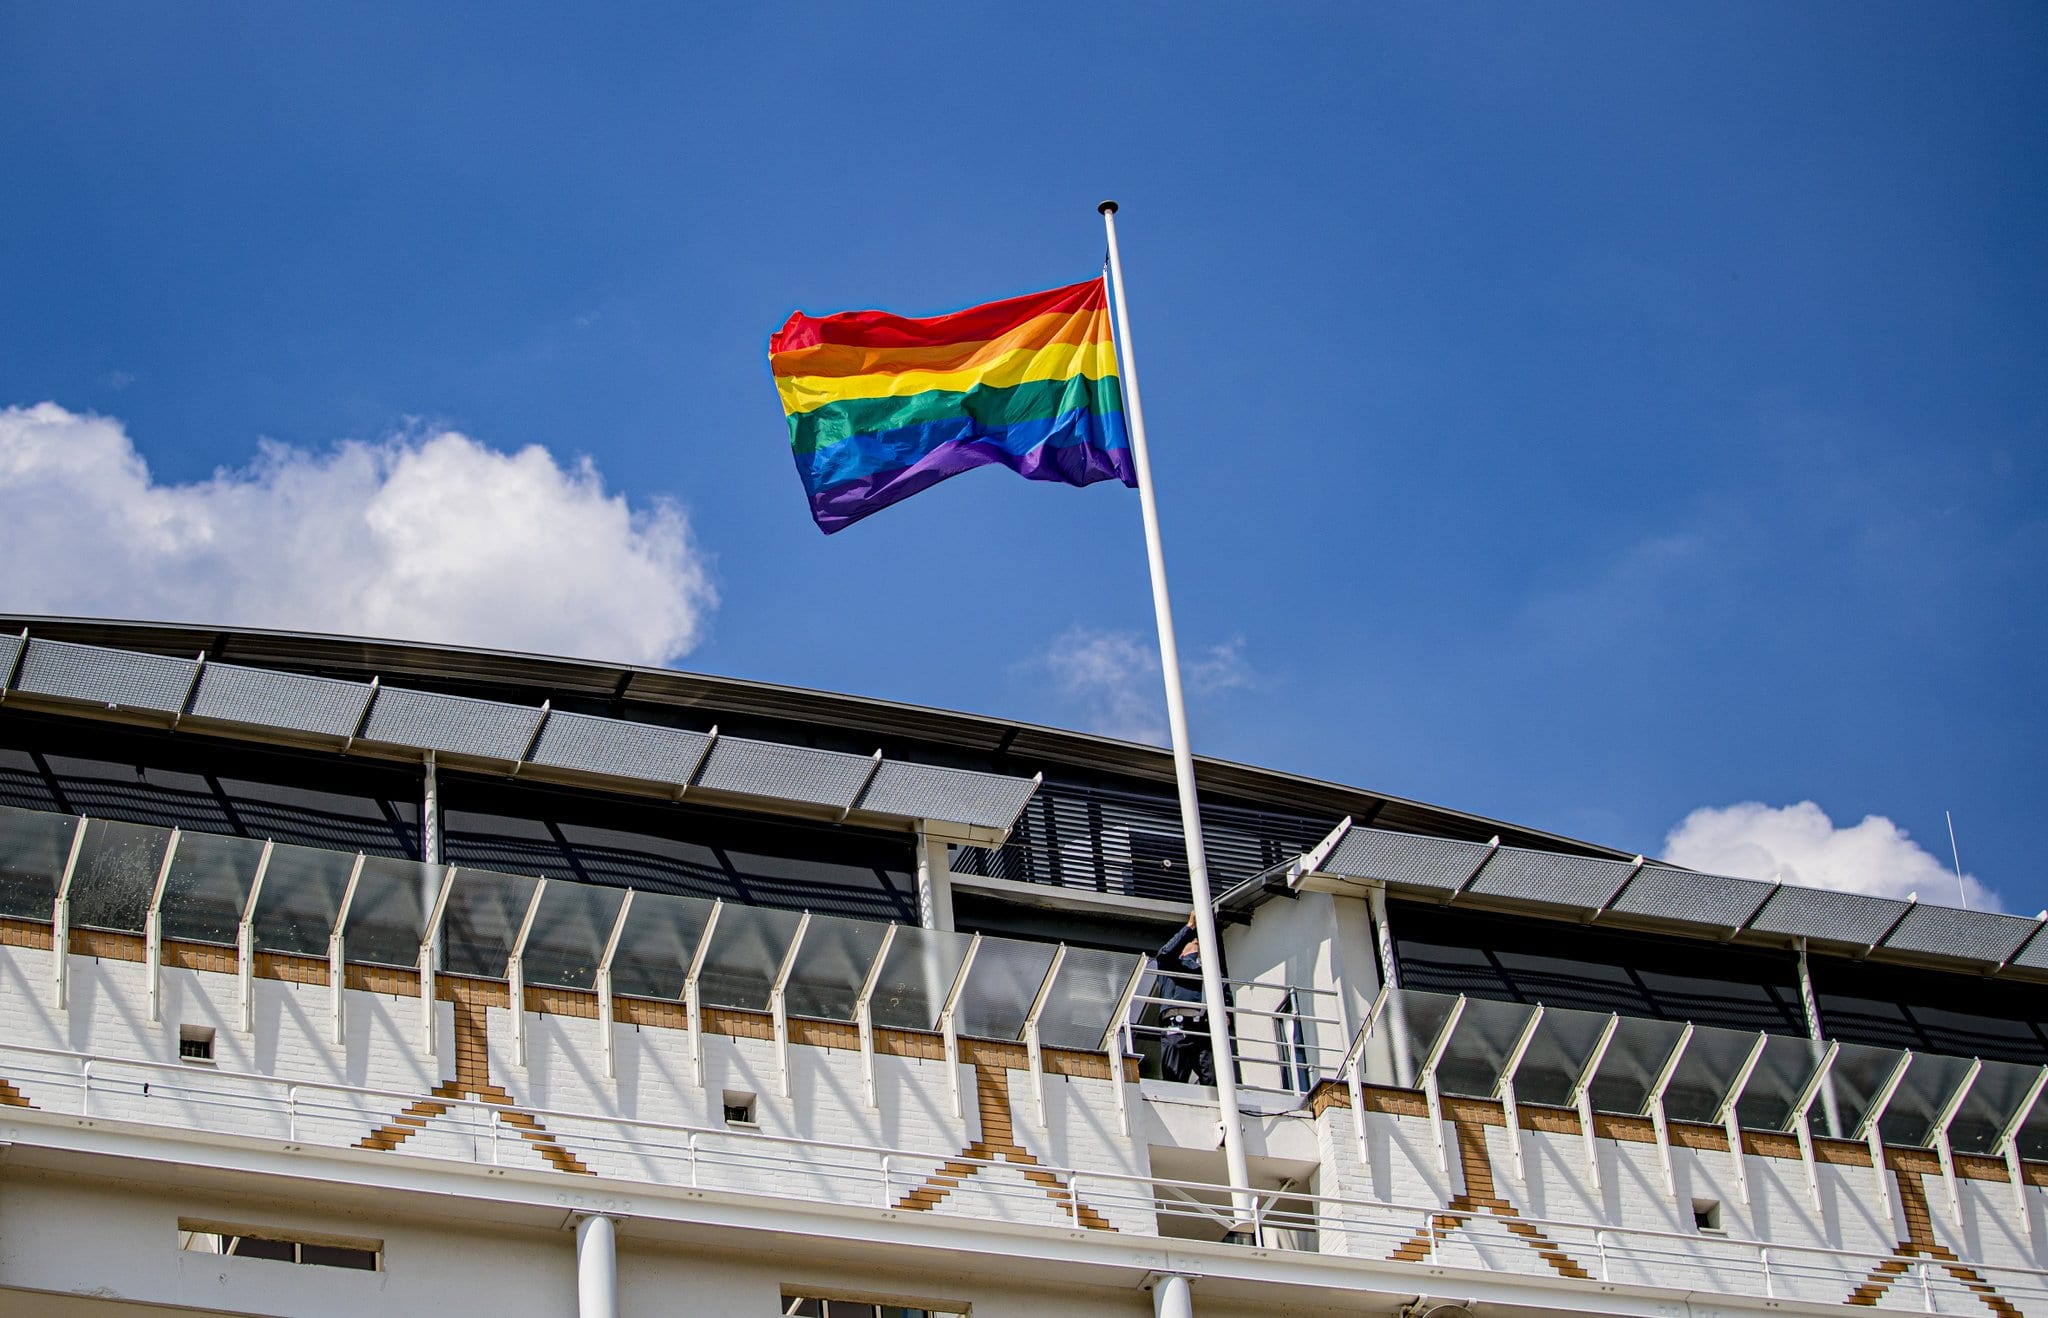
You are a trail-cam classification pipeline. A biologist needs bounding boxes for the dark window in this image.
[1812,958,2048,1066]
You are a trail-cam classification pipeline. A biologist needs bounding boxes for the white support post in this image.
[1572,1014,1622,1198]
[682,896,715,1086]
[1366,884,1412,1090]
[596,890,635,1083]
[50,816,87,1011]
[1860,1051,1914,1228]
[1647,1023,1694,1201]
[1797,938,1841,1139]
[1791,1041,1841,1213]
[1343,986,1392,1175]
[507,878,548,1069]
[1418,995,1467,1174]
[1999,1066,2048,1230]
[914,828,955,932]
[418,867,459,1057]
[1102,960,1148,1138]
[939,934,982,1121]
[1497,1004,1545,1188]
[1719,1032,1769,1209]
[1022,945,1067,1130]
[574,1213,617,1318]
[144,828,181,1024]
[1931,1059,1982,1232]
[854,923,897,1110]
[326,852,360,1045]
[769,912,810,1099]
[1101,199,1254,1224]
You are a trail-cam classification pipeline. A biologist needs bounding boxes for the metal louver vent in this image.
[188,662,374,739]
[693,737,878,811]
[1465,847,1638,910]
[855,760,1037,832]
[1745,884,1910,950]
[1321,827,1494,894]
[14,638,198,714]
[1880,903,2040,966]
[527,711,712,787]
[0,631,22,690]
[360,686,544,762]
[1603,864,1773,932]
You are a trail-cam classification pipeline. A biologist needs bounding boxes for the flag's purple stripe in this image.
[806,418,1136,534]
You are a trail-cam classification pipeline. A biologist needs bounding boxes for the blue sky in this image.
[2,5,2043,912]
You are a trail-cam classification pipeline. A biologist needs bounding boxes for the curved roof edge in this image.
[0,613,1626,861]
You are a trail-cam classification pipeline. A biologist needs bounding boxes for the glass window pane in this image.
[1734,1032,1824,1132]
[1950,1059,2045,1156]
[344,856,440,968]
[1037,946,1142,1051]
[439,868,539,980]
[1826,1041,1912,1140]
[1512,1005,1613,1107]
[608,890,713,1001]
[251,842,357,955]
[956,936,1058,1042]
[698,903,804,1011]
[69,818,171,933]
[1663,1025,1765,1124]
[1360,989,1463,1089]
[0,804,76,918]
[522,880,626,991]
[1438,997,1538,1099]
[160,831,269,946]
[1878,1051,1980,1148]
[869,925,973,1031]
[2018,1084,2048,1162]
[784,913,888,1022]
[1588,1016,1688,1116]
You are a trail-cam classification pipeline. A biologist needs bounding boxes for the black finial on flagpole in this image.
[1097,200,1119,215]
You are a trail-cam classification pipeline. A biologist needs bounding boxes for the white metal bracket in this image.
[1647,1023,1694,1201]
[680,896,716,1086]
[1930,1059,1982,1233]
[325,852,361,1045]
[1718,1032,1769,1209]
[770,912,811,1099]
[939,934,982,1121]
[596,889,635,1083]
[1022,945,1067,1129]
[854,923,897,1110]
[1571,1013,1621,1199]
[506,878,548,1069]
[1859,1051,1913,1230]
[50,816,87,1011]
[1999,1066,2048,1232]
[1418,995,1467,1175]
[1791,1041,1841,1214]
[1102,960,1148,1138]
[144,829,181,1024]
[1496,1004,1544,1187]
[417,867,459,1057]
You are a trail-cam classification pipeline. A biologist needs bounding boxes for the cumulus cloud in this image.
[1663,800,1998,911]
[0,402,714,665]
[1040,625,1251,744]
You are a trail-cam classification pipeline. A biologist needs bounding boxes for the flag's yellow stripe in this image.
[775,338,1118,416]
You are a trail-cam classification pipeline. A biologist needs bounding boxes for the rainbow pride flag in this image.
[768,277,1136,534]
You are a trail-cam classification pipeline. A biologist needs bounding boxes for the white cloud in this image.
[1663,800,1998,911]
[1040,625,1251,745]
[0,402,714,665]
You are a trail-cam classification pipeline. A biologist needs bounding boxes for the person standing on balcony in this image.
[1153,911,1227,1085]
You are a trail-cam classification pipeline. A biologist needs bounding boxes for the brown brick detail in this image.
[1383,1119,1592,1281]
[71,928,144,961]
[888,1062,1116,1231]
[1841,1170,2022,1315]
[0,1076,35,1108]
[0,917,56,951]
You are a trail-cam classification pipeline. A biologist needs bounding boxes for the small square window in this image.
[179,1025,215,1064]
[1693,1198,1723,1233]
[723,1090,756,1127]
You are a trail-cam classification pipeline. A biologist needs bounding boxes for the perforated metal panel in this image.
[693,737,878,811]
[360,686,545,762]
[15,638,198,714]
[2007,925,2048,973]
[0,631,22,689]
[526,711,712,786]
[188,662,374,739]
[1321,827,1493,894]
[1880,903,2039,966]
[856,760,1038,832]
[1603,864,1774,931]
[1745,884,1910,949]
[1464,847,1637,910]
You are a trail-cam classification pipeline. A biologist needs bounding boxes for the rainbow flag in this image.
[768,277,1136,533]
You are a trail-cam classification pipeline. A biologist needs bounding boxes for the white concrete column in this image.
[915,828,955,931]
[1150,1273,1194,1318]
[575,1214,617,1318]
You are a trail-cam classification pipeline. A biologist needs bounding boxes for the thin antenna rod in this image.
[1946,810,1968,910]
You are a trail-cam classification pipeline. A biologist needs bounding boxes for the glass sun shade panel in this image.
[696,902,804,1012]
[342,855,442,968]
[1587,1015,1688,1116]
[1877,1051,1980,1149]
[1662,1024,1765,1124]
[867,924,974,1031]
[782,913,888,1022]
[159,831,269,947]
[1823,1041,1912,1140]
[68,818,172,933]
[1512,1004,1621,1108]
[1358,989,1463,1090]
[250,842,359,955]
[954,935,1058,1042]
[607,890,713,1001]
[1733,1032,1827,1133]
[2017,1085,2048,1162]
[1436,996,1538,1099]
[1036,945,1142,1051]
[1948,1059,2046,1156]
[438,868,539,980]
[520,880,626,991]
[0,804,77,918]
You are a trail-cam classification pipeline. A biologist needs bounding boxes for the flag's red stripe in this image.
[769,277,1106,354]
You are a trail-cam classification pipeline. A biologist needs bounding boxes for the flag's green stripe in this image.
[789,372,1123,457]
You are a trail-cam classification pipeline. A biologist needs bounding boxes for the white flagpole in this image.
[1098,199,1256,1227]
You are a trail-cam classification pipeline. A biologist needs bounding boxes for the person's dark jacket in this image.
[1152,924,1223,1015]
